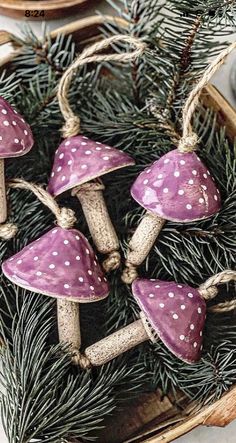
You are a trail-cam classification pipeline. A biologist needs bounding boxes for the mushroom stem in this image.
[84,319,148,366]
[122,212,165,284]
[57,299,81,351]
[0,159,7,223]
[73,182,120,272]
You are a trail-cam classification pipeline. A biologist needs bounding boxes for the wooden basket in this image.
[1,15,236,443]
[0,0,95,20]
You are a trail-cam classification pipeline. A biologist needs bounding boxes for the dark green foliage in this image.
[0,1,236,441]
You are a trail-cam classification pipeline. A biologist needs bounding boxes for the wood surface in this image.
[0,14,235,443]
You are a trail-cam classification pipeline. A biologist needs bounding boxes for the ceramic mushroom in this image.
[0,97,33,223]
[83,278,208,367]
[122,149,221,283]
[48,136,135,272]
[2,226,109,361]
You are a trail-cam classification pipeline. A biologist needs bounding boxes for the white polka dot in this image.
[217,189,220,194]
[83,136,88,139]
[65,261,70,266]
[180,160,185,165]
[9,257,14,261]
[90,286,95,291]
[180,335,185,341]
[21,118,25,123]
[155,284,160,288]
[186,204,192,210]
[71,148,76,152]
[81,165,87,169]
[13,110,17,114]
[1,109,7,114]
[65,141,70,146]
[64,284,70,289]
[188,293,193,298]
[49,264,55,269]
[75,235,80,240]
[192,170,197,175]
[98,276,102,282]
[200,331,203,336]
[0,136,2,140]
[190,324,194,330]
[14,138,19,143]
[88,270,92,275]
[64,240,69,245]
[36,271,42,276]
[188,179,194,185]
[149,293,154,298]
[164,158,170,164]
[51,172,55,177]
[81,142,87,145]
[207,170,210,175]
[177,285,183,288]
[79,277,84,282]
[214,195,218,201]
[178,189,184,195]
[68,160,72,165]
[17,259,22,264]
[61,176,66,181]
[33,256,38,261]
[181,305,185,310]
[193,342,198,348]
[59,153,64,159]
[143,179,149,185]
[163,188,168,193]
[3,120,9,126]
[157,174,163,179]
[203,173,207,179]
[168,292,174,298]
[104,277,107,282]
[57,166,62,172]
[52,251,58,256]
[24,130,28,135]
[12,121,16,126]
[76,256,80,261]
[198,307,202,314]
[96,142,101,145]
[96,147,102,150]
[146,169,151,173]
[52,229,58,234]
[103,156,109,160]
[199,198,204,204]
[86,248,90,255]
[202,185,207,190]
[197,156,201,161]
[85,150,91,155]
[174,171,180,177]
[173,314,178,319]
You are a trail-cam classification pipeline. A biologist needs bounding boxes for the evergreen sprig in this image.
[0,1,236,441]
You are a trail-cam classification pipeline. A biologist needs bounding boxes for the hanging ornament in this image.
[2,179,109,364]
[76,271,236,368]
[121,42,236,284]
[0,97,34,238]
[48,35,145,273]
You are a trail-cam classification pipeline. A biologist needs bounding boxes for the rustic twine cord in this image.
[7,179,76,229]
[198,270,236,312]
[178,41,236,153]
[0,222,18,240]
[57,34,146,138]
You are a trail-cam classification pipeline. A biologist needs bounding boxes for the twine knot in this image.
[62,116,81,139]
[121,262,138,284]
[198,285,218,300]
[103,251,121,272]
[0,222,18,240]
[57,207,77,229]
[72,350,91,369]
[178,133,198,153]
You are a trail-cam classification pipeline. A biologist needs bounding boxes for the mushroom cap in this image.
[0,97,34,158]
[131,149,221,222]
[132,278,206,364]
[2,227,109,302]
[48,136,135,197]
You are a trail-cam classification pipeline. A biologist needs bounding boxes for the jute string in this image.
[7,179,76,229]
[178,41,236,153]
[198,270,236,312]
[57,34,146,138]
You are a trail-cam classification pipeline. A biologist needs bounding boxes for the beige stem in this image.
[74,185,121,272]
[84,319,148,366]
[57,299,81,351]
[0,159,7,223]
[122,212,165,284]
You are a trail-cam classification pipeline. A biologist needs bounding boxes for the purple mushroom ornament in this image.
[122,149,221,283]
[0,97,33,223]
[48,136,135,272]
[81,278,209,367]
[2,226,109,363]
